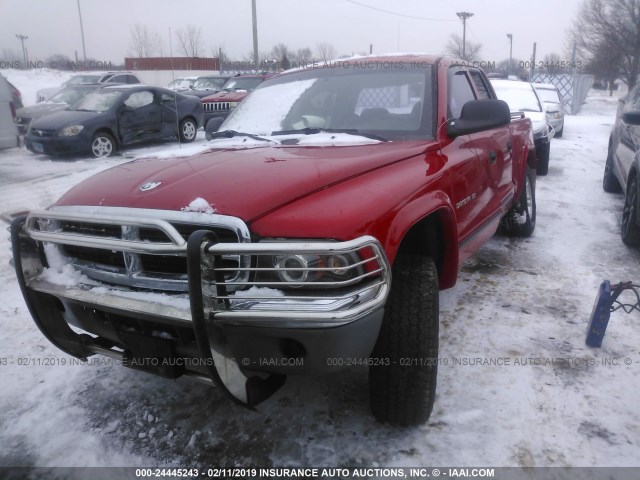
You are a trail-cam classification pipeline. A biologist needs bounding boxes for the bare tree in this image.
[445,34,482,63]
[176,25,203,58]
[316,42,337,61]
[1,49,22,63]
[541,53,572,75]
[572,0,640,88]
[271,43,291,69]
[129,24,162,58]
[584,41,624,95]
[294,47,313,65]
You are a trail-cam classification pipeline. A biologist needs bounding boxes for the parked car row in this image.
[490,79,564,176]
[36,71,142,103]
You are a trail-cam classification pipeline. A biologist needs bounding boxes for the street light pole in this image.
[15,34,28,66]
[252,0,259,70]
[507,34,513,75]
[76,0,87,63]
[456,12,473,60]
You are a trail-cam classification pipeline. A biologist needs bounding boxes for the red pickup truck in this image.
[12,55,536,426]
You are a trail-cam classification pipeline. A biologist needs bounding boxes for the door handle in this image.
[488,151,497,164]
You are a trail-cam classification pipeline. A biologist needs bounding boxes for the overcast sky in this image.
[0,0,585,67]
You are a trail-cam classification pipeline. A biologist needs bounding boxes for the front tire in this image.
[502,168,536,237]
[179,118,197,143]
[90,132,116,158]
[621,174,640,246]
[369,254,439,426]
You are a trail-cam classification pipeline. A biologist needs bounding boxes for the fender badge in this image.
[139,181,162,192]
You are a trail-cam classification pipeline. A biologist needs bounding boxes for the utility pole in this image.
[456,12,473,60]
[15,34,28,66]
[252,0,259,70]
[530,42,537,80]
[507,33,513,75]
[76,0,87,63]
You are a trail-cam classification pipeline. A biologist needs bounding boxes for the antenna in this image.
[169,26,182,149]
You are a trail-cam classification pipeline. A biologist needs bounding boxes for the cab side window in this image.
[124,91,154,109]
[449,71,477,118]
[469,70,491,100]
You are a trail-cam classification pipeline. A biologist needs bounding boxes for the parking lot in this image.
[0,89,638,469]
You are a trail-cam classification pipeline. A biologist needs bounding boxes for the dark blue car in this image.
[25,85,204,158]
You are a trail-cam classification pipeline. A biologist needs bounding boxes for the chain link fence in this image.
[531,73,594,115]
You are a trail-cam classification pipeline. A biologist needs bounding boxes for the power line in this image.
[345,0,456,22]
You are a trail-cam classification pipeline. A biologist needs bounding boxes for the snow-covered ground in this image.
[0,85,638,474]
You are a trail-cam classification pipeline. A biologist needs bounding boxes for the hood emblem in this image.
[139,181,162,192]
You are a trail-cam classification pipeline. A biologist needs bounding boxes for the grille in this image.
[203,102,230,112]
[26,207,251,293]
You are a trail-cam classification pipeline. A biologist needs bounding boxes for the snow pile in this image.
[181,197,216,214]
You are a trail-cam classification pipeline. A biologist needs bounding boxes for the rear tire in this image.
[369,254,439,426]
[502,168,536,237]
[179,118,197,143]
[603,144,622,193]
[621,174,640,247]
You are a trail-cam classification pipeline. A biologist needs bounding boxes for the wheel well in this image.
[93,128,117,146]
[526,148,537,171]
[395,210,455,288]
[181,116,197,127]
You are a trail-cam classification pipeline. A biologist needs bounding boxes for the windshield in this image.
[534,87,561,104]
[47,86,95,105]
[69,89,123,112]
[492,83,542,112]
[222,63,432,140]
[193,77,227,90]
[222,77,264,92]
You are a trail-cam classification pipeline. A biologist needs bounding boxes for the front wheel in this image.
[90,132,116,158]
[179,118,197,143]
[501,168,536,237]
[369,254,439,426]
[621,175,640,246]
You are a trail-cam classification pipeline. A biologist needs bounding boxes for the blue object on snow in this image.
[586,280,612,348]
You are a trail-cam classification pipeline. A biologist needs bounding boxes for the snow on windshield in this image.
[223,79,317,134]
[72,90,122,112]
[493,84,542,112]
[535,87,561,104]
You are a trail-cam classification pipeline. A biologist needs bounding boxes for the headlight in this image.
[546,111,561,120]
[255,250,365,288]
[58,125,84,136]
[229,102,239,109]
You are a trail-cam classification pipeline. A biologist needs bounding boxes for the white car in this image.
[36,72,142,103]
[491,79,554,175]
[533,82,565,137]
[0,74,19,150]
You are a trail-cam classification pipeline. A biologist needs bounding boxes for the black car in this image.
[604,84,640,246]
[25,85,204,158]
[180,75,231,99]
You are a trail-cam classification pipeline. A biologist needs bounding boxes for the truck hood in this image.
[201,91,250,103]
[54,140,436,223]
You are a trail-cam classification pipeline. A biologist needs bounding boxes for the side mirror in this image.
[446,99,511,138]
[120,105,134,114]
[205,117,224,140]
[622,110,640,126]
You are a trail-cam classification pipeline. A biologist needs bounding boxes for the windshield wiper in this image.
[209,130,276,143]
[271,127,388,142]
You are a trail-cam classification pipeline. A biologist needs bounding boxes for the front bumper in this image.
[24,132,89,156]
[11,209,390,404]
